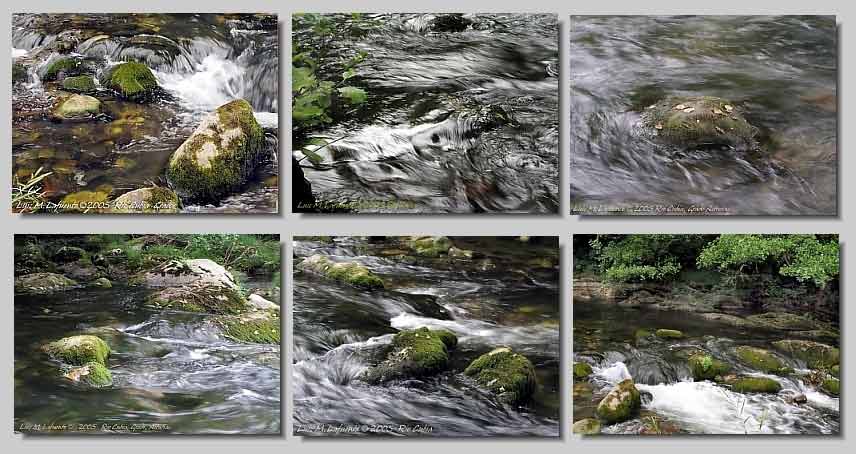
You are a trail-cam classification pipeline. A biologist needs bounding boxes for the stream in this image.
[570,15,837,215]
[12,13,278,213]
[292,237,560,436]
[14,279,280,434]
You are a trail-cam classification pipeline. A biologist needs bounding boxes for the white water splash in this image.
[156,54,246,112]
[12,47,28,58]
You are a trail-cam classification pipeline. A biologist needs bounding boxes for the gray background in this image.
[1,0,850,451]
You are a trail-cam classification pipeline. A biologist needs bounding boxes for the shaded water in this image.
[570,16,837,215]
[574,300,839,434]
[14,281,280,434]
[293,237,560,436]
[12,14,279,213]
[293,14,559,213]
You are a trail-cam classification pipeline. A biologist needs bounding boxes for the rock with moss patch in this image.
[42,335,110,366]
[772,339,839,368]
[41,56,84,81]
[64,361,113,387]
[62,75,97,94]
[688,353,731,381]
[142,258,238,289]
[103,61,158,101]
[363,327,457,384]
[723,375,782,393]
[821,377,839,396]
[406,236,453,257]
[147,282,247,315]
[166,99,266,202]
[112,187,180,214]
[15,272,78,294]
[734,346,792,375]
[90,277,112,289]
[596,379,641,424]
[574,362,593,380]
[52,246,86,263]
[465,347,537,405]
[297,254,384,289]
[641,96,757,151]
[573,418,601,435]
[59,190,110,213]
[655,329,683,339]
[53,94,101,120]
[217,310,280,344]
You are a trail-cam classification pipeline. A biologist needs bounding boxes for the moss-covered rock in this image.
[574,362,593,379]
[217,310,280,344]
[640,96,757,151]
[363,327,457,384]
[111,187,180,213]
[406,236,453,257]
[147,283,247,315]
[821,377,839,396]
[53,94,101,120]
[14,272,77,294]
[464,347,537,405]
[655,329,683,339]
[59,190,110,213]
[596,379,641,424]
[62,75,97,94]
[573,418,601,435]
[724,376,782,393]
[830,364,840,377]
[42,57,83,81]
[51,246,86,263]
[64,361,113,387]
[297,254,384,289]
[166,99,266,202]
[104,62,158,101]
[734,346,793,375]
[42,335,110,366]
[688,353,731,381]
[90,277,112,288]
[772,339,839,368]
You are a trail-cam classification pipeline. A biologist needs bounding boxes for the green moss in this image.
[43,335,110,366]
[14,272,77,294]
[688,354,731,380]
[106,62,158,101]
[573,362,593,379]
[62,75,97,93]
[407,236,453,257]
[112,187,180,213]
[772,339,839,368]
[634,329,652,342]
[90,277,112,288]
[43,57,82,81]
[300,255,384,289]
[166,99,265,202]
[218,312,281,344]
[59,190,110,213]
[821,377,839,396]
[464,347,537,405]
[734,346,792,375]
[655,329,683,339]
[830,364,840,377]
[572,418,601,435]
[147,284,247,315]
[595,379,641,424]
[81,361,113,387]
[363,327,456,383]
[727,376,782,393]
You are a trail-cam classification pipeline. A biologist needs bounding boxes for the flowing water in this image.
[11,13,279,213]
[292,237,560,436]
[574,300,839,434]
[570,16,837,215]
[293,14,559,213]
[14,279,280,434]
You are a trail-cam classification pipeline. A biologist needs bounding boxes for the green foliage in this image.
[591,234,702,283]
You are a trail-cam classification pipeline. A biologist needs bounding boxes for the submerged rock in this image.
[640,96,758,151]
[734,345,792,375]
[573,362,593,379]
[596,379,641,424]
[42,335,110,366]
[772,339,839,368]
[112,187,180,214]
[64,361,113,387]
[14,272,77,294]
[688,353,731,381]
[464,347,537,405]
[166,99,266,203]
[573,418,601,435]
[363,327,457,383]
[103,61,159,101]
[62,75,97,93]
[53,94,101,120]
[297,254,384,289]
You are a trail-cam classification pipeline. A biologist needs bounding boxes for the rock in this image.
[723,376,782,393]
[746,312,821,331]
[363,327,457,383]
[448,247,474,259]
[111,187,180,213]
[15,243,54,275]
[62,75,97,94]
[634,329,653,344]
[463,347,537,405]
[406,236,453,257]
[42,335,110,366]
[697,313,755,328]
[573,382,594,400]
[103,61,159,101]
[772,339,839,368]
[147,283,247,315]
[141,258,238,289]
[292,156,316,210]
[297,254,384,289]
[52,246,86,263]
[821,378,839,396]
[247,294,280,311]
[59,190,110,213]
[734,346,793,375]
[216,310,280,344]
[792,393,808,404]
[41,56,84,81]
[655,329,683,339]
[641,96,757,151]
[573,362,593,379]
[596,379,641,424]
[13,62,27,83]
[64,362,113,387]
[90,277,112,288]
[53,94,101,120]
[573,418,601,435]
[166,99,266,202]
[688,353,731,381]
[831,364,840,377]
[14,272,77,294]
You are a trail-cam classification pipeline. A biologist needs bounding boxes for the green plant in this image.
[12,167,52,213]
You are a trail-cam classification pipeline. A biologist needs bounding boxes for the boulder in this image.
[688,353,731,381]
[772,339,839,368]
[655,329,683,339]
[297,254,384,289]
[464,347,537,405]
[216,310,280,344]
[42,335,110,366]
[166,99,266,202]
[406,236,453,257]
[64,361,113,387]
[573,362,593,380]
[14,272,77,294]
[821,378,839,396]
[147,282,247,315]
[572,418,601,435]
[247,294,280,311]
[363,327,457,384]
[734,345,792,375]
[111,187,180,214]
[141,258,238,289]
[41,56,84,81]
[641,96,757,151]
[53,94,101,120]
[723,375,782,393]
[59,190,110,213]
[103,61,158,101]
[596,379,641,424]
[52,246,86,263]
[90,277,112,288]
[62,75,97,94]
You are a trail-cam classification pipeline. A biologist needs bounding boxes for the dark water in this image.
[574,300,839,434]
[292,237,560,436]
[293,14,559,213]
[14,281,280,434]
[11,13,279,213]
[570,16,837,215]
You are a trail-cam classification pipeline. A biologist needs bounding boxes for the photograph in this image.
[292,236,560,436]
[14,234,281,434]
[573,234,840,435]
[292,13,559,213]
[11,13,278,214]
[570,16,837,215]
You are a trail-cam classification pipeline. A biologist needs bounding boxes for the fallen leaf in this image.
[683,107,695,113]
